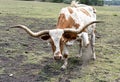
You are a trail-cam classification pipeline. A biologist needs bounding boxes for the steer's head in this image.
[41,29,77,60]
[10,21,103,60]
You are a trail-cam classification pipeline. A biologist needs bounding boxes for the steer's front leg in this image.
[61,45,69,69]
[61,56,68,69]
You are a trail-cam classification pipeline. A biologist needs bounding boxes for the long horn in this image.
[64,21,103,33]
[10,25,49,37]
[77,21,104,33]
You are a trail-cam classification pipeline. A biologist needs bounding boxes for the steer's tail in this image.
[70,0,87,7]
[70,0,79,7]
[70,0,96,13]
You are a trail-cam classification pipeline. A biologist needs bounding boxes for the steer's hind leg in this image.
[91,32,96,60]
[77,39,82,58]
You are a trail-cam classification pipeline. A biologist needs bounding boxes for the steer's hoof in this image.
[60,65,67,70]
[91,57,96,61]
[76,54,82,58]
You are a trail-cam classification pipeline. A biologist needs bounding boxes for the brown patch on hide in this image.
[57,14,80,29]
[80,8,91,17]
[49,39,56,53]
[74,23,80,28]
[60,38,65,54]
[68,7,73,14]
[57,14,67,29]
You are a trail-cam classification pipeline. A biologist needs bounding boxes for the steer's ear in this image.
[63,32,77,40]
[40,34,50,40]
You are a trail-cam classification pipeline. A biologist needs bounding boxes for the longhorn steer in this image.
[11,21,102,69]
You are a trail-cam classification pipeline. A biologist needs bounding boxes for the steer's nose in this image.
[54,52,63,60]
[54,55,62,60]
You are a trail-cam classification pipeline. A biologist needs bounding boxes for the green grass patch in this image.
[0,0,68,18]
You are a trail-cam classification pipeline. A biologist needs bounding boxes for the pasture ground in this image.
[0,0,120,82]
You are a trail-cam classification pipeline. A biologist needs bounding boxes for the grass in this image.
[0,0,68,18]
[0,0,120,82]
[96,6,120,16]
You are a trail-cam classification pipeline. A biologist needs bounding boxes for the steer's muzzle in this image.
[54,52,63,60]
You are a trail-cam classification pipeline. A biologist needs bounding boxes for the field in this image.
[0,0,120,82]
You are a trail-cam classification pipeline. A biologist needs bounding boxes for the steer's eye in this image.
[63,32,77,40]
[41,34,50,40]
[63,33,71,39]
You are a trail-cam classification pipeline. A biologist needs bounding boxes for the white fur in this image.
[49,29,64,55]
[82,32,89,46]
